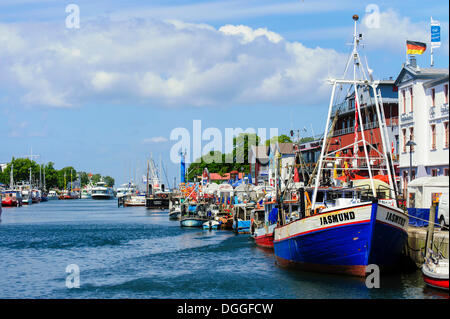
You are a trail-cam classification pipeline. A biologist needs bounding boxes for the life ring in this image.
[292,193,298,201]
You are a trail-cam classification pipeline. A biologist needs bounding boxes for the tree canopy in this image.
[0,158,114,189]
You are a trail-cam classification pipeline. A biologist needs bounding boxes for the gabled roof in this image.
[423,75,449,89]
[394,64,448,87]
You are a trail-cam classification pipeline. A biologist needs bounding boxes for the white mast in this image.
[313,14,387,208]
[10,163,14,189]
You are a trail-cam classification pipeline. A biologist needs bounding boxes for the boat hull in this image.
[91,195,114,200]
[422,261,449,290]
[169,211,181,220]
[233,220,251,234]
[273,201,408,277]
[180,218,207,227]
[1,198,22,207]
[203,220,220,230]
[254,232,275,249]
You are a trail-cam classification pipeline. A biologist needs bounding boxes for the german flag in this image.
[406,40,426,55]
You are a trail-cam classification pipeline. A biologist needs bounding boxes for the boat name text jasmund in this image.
[320,211,355,226]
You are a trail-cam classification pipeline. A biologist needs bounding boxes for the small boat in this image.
[203,220,220,230]
[47,190,59,200]
[1,190,23,207]
[31,189,41,203]
[40,192,48,202]
[21,189,33,205]
[124,194,146,207]
[252,201,276,249]
[91,181,115,200]
[80,188,92,199]
[422,256,449,290]
[180,204,209,227]
[232,203,254,234]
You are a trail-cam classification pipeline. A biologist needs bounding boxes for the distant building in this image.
[249,145,269,185]
[394,57,449,194]
[0,163,7,172]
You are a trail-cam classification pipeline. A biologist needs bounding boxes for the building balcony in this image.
[429,106,436,118]
[400,112,414,122]
[441,103,449,114]
[332,121,379,137]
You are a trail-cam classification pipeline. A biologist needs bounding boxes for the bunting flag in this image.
[406,40,426,55]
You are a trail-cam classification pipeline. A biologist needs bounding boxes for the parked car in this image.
[438,193,449,230]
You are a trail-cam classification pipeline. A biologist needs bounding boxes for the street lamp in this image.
[405,140,417,182]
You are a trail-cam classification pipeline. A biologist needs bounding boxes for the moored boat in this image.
[123,194,146,207]
[422,257,449,290]
[47,190,59,200]
[203,219,220,230]
[252,201,277,249]
[180,203,209,227]
[91,181,115,200]
[1,190,23,207]
[273,15,408,277]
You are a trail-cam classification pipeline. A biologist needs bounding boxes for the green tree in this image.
[265,134,293,146]
[44,162,59,189]
[103,176,115,187]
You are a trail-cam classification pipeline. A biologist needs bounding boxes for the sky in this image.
[0,0,448,188]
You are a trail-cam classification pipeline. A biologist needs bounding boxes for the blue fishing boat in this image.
[232,203,253,234]
[273,15,408,277]
[180,204,209,228]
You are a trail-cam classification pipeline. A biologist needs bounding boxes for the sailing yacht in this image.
[273,15,408,277]
[91,181,115,200]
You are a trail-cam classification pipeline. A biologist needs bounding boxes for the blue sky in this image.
[0,0,448,187]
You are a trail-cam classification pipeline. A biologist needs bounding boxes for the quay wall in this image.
[404,226,449,267]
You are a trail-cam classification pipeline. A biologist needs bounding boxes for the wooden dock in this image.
[405,226,449,267]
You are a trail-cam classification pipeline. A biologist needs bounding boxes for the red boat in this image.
[422,258,449,291]
[1,190,23,207]
[251,202,276,249]
[253,231,275,249]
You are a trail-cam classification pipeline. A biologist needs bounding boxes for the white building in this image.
[394,57,449,194]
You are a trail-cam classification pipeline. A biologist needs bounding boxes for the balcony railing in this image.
[442,103,449,114]
[333,121,379,137]
[401,112,414,122]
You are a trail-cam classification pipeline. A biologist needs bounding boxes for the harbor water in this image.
[0,200,447,299]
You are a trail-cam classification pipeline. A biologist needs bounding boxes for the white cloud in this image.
[7,8,441,110]
[219,25,283,43]
[360,9,447,53]
[142,137,169,144]
[0,18,348,109]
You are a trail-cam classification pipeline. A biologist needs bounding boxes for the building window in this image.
[410,87,413,112]
[402,90,406,113]
[431,169,438,177]
[444,168,449,176]
[445,84,449,104]
[411,169,416,180]
[431,124,436,150]
[431,88,435,107]
[409,127,414,152]
[402,129,407,153]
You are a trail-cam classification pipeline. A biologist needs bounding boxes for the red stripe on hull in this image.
[423,274,449,290]
[254,233,274,249]
[275,256,367,277]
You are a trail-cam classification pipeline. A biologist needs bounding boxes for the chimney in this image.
[409,55,417,68]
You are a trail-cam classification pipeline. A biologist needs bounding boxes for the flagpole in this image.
[430,17,434,67]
